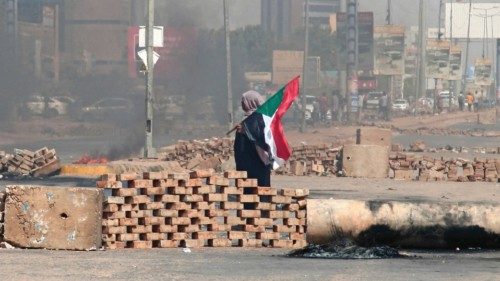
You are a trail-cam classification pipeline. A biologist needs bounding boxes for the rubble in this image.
[98,170,308,249]
[0,147,60,177]
[409,141,426,152]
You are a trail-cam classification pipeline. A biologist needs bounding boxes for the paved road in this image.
[0,248,498,281]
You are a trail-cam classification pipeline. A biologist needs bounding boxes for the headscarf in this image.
[241,90,264,116]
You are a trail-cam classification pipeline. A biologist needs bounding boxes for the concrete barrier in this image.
[342,145,389,178]
[307,199,500,249]
[356,128,392,146]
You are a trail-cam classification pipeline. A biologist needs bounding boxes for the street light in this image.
[473,6,500,58]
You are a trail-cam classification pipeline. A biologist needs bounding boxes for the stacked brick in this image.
[390,153,500,182]
[98,170,308,249]
[0,191,4,242]
[1,147,58,176]
[158,138,234,167]
[276,144,341,176]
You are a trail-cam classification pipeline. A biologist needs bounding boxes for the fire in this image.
[73,154,109,164]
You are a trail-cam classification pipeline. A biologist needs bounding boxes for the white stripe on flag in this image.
[262,115,285,170]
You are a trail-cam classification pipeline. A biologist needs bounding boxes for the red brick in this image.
[159,178,177,187]
[295,210,306,219]
[194,202,216,210]
[105,196,125,204]
[117,233,140,241]
[143,217,164,225]
[190,169,215,179]
[120,204,140,211]
[179,209,200,218]
[169,217,191,225]
[145,233,163,241]
[221,202,243,210]
[271,195,292,204]
[280,188,309,197]
[208,224,231,231]
[194,185,216,194]
[128,180,153,188]
[256,232,280,240]
[103,203,119,212]
[250,187,277,196]
[228,231,249,239]
[236,179,258,188]
[208,176,230,186]
[193,231,217,240]
[289,233,306,240]
[102,219,119,227]
[167,202,191,210]
[269,211,289,219]
[183,239,203,248]
[185,178,204,187]
[104,211,126,219]
[143,171,165,180]
[239,195,260,203]
[145,187,166,195]
[292,240,307,248]
[270,240,294,248]
[204,193,228,202]
[167,186,191,195]
[160,240,179,248]
[178,224,200,233]
[129,225,153,234]
[206,209,230,217]
[237,210,261,218]
[119,218,139,226]
[146,202,164,210]
[125,195,150,204]
[115,188,137,197]
[154,209,178,217]
[159,225,178,233]
[96,180,122,189]
[242,239,263,247]
[221,186,242,195]
[132,241,153,249]
[195,217,216,225]
[181,194,204,202]
[285,203,300,211]
[161,195,180,203]
[225,217,247,225]
[104,241,126,250]
[102,234,116,242]
[247,218,273,226]
[208,239,231,247]
[117,173,138,181]
[273,225,297,233]
[128,210,153,218]
[102,226,127,234]
[244,225,265,232]
[172,232,189,240]
[100,173,117,181]
[223,170,247,179]
[168,173,190,181]
[297,199,307,209]
[284,218,301,226]
[255,202,275,210]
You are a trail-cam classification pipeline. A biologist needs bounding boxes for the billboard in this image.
[449,44,463,81]
[474,58,492,86]
[445,3,500,39]
[373,25,405,75]
[425,39,450,79]
[336,12,374,71]
[272,50,304,85]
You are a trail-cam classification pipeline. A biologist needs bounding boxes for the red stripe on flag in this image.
[270,77,300,160]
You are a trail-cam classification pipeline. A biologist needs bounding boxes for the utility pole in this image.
[434,0,443,114]
[386,0,392,25]
[53,4,60,83]
[346,0,359,124]
[223,0,233,131]
[5,0,18,56]
[462,0,472,96]
[144,0,155,158]
[448,0,453,109]
[417,0,427,99]
[300,0,310,133]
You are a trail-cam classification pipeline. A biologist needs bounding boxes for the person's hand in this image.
[236,123,242,133]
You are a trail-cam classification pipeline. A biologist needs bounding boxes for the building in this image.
[261,0,341,40]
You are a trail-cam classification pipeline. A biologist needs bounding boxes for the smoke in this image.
[106,125,144,161]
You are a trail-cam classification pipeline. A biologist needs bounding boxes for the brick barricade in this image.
[390,153,499,182]
[98,170,308,249]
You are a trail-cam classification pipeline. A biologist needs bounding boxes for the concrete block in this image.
[4,185,103,250]
[356,128,392,147]
[343,144,389,178]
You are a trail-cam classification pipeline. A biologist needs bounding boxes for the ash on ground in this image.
[288,239,404,259]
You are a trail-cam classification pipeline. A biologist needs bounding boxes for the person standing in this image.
[318,93,328,123]
[473,91,479,112]
[379,92,388,121]
[458,93,464,111]
[234,91,271,187]
[466,92,474,112]
[331,91,339,122]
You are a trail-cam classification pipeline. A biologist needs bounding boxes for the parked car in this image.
[391,99,410,111]
[365,91,385,109]
[79,98,134,121]
[23,95,75,117]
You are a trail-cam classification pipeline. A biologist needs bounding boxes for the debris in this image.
[182,247,191,253]
[409,141,426,152]
[0,147,60,177]
[288,239,403,259]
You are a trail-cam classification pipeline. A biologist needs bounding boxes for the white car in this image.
[25,95,46,115]
[392,99,410,111]
[46,96,76,116]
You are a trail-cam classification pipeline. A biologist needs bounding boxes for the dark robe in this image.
[234,113,271,187]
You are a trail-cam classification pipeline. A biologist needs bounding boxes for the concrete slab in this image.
[342,144,389,178]
[4,185,103,250]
